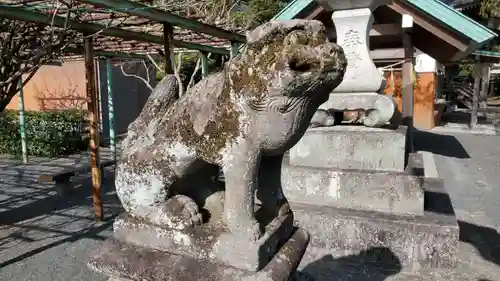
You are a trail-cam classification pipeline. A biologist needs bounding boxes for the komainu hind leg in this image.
[116,156,203,230]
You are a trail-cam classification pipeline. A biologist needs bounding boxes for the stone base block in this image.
[113,212,294,271]
[289,126,406,172]
[290,177,459,270]
[87,228,310,281]
[281,160,424,216]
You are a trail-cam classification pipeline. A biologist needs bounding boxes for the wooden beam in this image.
[371,24,403,36]
[370,48,406,60]
[84,36,103,221]
[402,14,414,152]
[0,6,229,55]
[402,36,414,121]
[64,48,161,59]
[163,23,175,75]
[389,1,470,52]
[80,0,246,43]
[305,5,325,20]
[479,62,490,115]
[471,60,481,129]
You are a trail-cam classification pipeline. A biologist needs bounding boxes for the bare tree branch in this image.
[146,52,185,97]
[175,52,185,97]
[120,59,155,91]
[186,56,201,91]
[152,0,255,32]
[0,0,285,111]
[0,0,139,111]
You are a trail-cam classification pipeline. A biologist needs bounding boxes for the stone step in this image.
[289,125,407,172]
[289,177,459,270]
[281,156,424,216]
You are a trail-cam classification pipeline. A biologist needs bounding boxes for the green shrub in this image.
[0,109,89,158]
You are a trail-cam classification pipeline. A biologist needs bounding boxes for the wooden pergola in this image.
[0,0,246,221]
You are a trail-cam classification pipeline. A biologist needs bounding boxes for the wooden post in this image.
[479,62,490,116]
[163,23,175,75]
[84,36,103,221]
[471,59,481,129]
[402,15,414,153]
[201,52,208,77]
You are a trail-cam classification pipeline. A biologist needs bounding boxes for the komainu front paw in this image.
[166,195,203,229]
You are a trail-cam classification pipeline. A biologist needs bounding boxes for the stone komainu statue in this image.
[115,19,347,241]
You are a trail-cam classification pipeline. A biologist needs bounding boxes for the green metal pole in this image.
[79,0,246,43]
[230,42,240,59]
[106,58,116,161]
[201,52,208,77]
[0,6,230,55]
[17,79,28,164]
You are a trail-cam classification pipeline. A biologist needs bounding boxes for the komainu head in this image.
[228,19,347,111]
[226,20,347,152]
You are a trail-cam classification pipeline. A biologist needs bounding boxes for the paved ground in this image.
[0,130,500,280]
[0,150,118,281]
[410,130,500,281]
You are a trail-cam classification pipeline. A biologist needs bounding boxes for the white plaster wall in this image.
[414,53,437,73]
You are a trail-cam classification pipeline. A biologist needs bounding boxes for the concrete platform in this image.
[289,126,407,172]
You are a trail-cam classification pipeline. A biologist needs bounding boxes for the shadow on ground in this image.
[459,220,500,267]
[0,163,122,269]
[413,129,470,159]
[440,111,490,126]
[295,247,402,281]
[0,168,121,225]
[417,169,500,268]
[420,171,500,269]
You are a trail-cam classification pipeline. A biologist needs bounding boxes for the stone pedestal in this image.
[281,159,424,216]
[312,2,399,128]
[281,1,459,272]
[332,8,383,93]
[87,211,309,281]
[283,128,459,270]
[88,228,310,281]
[112,212,295,272]
[290,126,406,172]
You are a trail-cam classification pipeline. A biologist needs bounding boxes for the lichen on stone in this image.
[114,19,348,238]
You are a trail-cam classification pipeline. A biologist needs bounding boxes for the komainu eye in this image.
[285,30,309,46]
